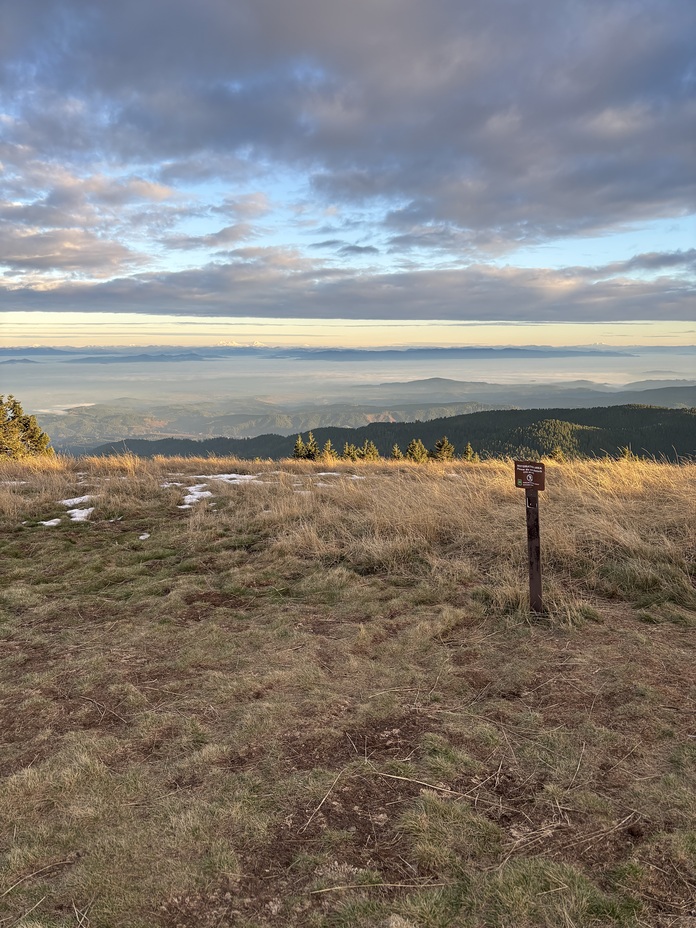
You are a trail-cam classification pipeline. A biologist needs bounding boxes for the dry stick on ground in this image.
[77,695,127,724]
[566,741,586,790]
[408,704,544,745]
[72,896,95,928]
[300,766,352,832]
[309,881,453,895]
[0,895,47,927]
[603,741,642,775]
[368,766,537,821]
[368,770,465,797]
[0,859,77,899]
[557,812,639,852]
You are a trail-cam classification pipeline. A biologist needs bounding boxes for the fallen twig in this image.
[567,741,586,790]
[300,767,351,832]
[1,859,76,899]
[604,741,641,775]
[310,880,451,894]
[369,771,464,797]
[557,812,638,851]
[0,895,46,927]
[77,695,127,724]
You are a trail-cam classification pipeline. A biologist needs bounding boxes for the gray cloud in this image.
[0,228,140,274]
[309,239,344,249]
[339,244,379,256]
[562,249,696,280]
[619,249,696,273]
[162,223,258,250]
[210,194,271,220]
[2,1,693,237]
[4,253,694,323]
[0,0,693,321]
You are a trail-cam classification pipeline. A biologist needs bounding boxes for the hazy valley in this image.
[5,345,695,455]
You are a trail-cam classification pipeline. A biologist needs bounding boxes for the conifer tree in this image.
[356,439,380,461]
[431,435,455,461]
[405,437,429,463]
[321,439,338,461]
[292,434,307,459]
[0,396,53,458]
[619,445,639,461]
[305,431,320,460]
[342,442,359,461]
[461,441,479,462]
[391,443,404,460]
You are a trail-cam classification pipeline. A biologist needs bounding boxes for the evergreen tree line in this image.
[87,404,695,461]
[293,431,479,462]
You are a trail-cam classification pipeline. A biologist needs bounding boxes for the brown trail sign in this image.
[514,461,545,612]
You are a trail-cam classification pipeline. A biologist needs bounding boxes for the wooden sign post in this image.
[514,461,545,613]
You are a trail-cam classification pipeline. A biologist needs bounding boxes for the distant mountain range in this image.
[67,352,204,364]
[350,378,696,408]
[0,347,72,356]
[88,405,696,461]
[0,345,638,363]
[277,346,633,361]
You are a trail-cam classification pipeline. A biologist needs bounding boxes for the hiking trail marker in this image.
[514,461,545,613]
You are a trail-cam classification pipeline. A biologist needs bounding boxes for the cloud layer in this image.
[1,0,694,323]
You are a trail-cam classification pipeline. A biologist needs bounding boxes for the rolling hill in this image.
[89,404,696,461]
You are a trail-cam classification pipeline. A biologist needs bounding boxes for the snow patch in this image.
[182,484,214,505]
[139,532,150,540]
[60,495,93,506]
[39,518,62,527]
[194,473,260,484]
[66,507,94,522]
[174,473,259,507]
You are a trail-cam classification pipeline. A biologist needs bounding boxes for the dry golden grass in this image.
[0,455,694,927]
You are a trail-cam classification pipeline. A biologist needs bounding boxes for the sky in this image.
[0,0,694,347]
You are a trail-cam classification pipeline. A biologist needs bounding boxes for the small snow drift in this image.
[66,507,95,522]
[60,495,94,507]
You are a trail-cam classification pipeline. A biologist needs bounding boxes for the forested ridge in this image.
[89,404,696,460]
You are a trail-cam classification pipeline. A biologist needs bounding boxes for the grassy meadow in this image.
[0,455,694,928]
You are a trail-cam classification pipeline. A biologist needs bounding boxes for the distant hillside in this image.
[89,404,696,461]
[351,379,696,408]
[289,346,630,361]
[37,382,696,454]
[67,352,204,364]
[40,400,508,453]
